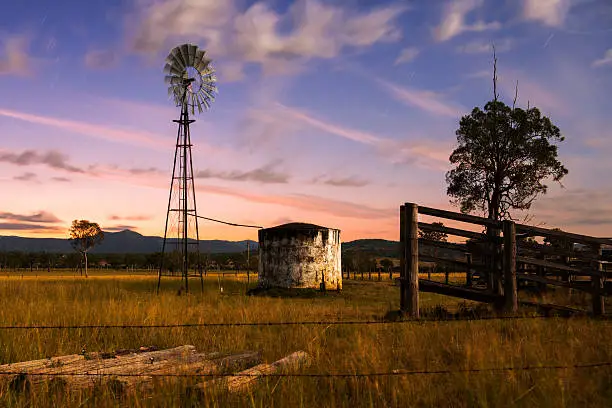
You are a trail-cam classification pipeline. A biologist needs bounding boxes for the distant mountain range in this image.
[0,230,403,256]
[0,230,258,254]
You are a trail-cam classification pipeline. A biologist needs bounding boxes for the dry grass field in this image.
[0,271,611,407]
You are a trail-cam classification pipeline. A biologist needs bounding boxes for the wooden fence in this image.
[399,203,611,317]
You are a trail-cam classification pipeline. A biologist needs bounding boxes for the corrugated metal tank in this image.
[258,223,342,290]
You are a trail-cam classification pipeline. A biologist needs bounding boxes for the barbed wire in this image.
[0,361,610,379]
[0,314,609,330]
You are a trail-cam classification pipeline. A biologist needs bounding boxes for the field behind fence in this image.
[0,274,611,407]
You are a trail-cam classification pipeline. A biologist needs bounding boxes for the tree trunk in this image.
[84,252,88,278]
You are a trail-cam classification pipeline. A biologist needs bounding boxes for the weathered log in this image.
[125,351,262,392]
[0,354,84,374]
[15,345,197,388]
[193,351,311,394]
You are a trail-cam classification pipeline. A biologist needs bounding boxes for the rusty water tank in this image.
[258,223,342,290]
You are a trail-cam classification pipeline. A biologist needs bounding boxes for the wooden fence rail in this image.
[400,203,609,317]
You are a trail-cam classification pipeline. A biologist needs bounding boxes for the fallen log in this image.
[0,354,85,374]
[126,351,262,392]
[8,345,197,390]
[192,350,311,394]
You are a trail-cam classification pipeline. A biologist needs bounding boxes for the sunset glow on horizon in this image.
[1,0,611,243]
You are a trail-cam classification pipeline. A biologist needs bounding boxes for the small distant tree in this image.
[69,220,104,278]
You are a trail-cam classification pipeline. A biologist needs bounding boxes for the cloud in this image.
[433,0,501,42]
[533,188,612,231]
[13,172,38,182]
[522,0,571,27]
[109,215,153,221]
[270,217,294,225]
[198,183,396,220]
[0,36,31,76]
[84,49,118,69]
[0,223,63,232]
[128,167,161,175]
[105,225,138,232]
[456,38,513,54]
[0,108,170,151]
[274,103,450,168]
[592,49,612,68]
[0,149,84,173]
[129,0,407,78]
[0,211,62,223]
[195,160,290,184]
[51,176,71,182]
[376,78,464,118]
[312,175,369,187]
[394,46,420,65]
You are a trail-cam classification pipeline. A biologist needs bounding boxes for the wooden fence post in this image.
[503,220,518,313]
[591,244,605,316]
[399,205,406,310]
[401,203,419,318]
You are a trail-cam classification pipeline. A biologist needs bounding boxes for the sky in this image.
[0,0,611,243]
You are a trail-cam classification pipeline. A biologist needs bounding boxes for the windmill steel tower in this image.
[158,44,217,294]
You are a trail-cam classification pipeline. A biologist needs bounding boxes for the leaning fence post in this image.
[401,203,419,318]
[591,244,605,316]
[503,220,518,313]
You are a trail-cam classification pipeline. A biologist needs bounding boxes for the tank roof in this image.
[264,222,334,231]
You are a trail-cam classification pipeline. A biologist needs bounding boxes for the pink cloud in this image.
[0,108,170,150]
[376,78,464,118]
[273,103,450,168]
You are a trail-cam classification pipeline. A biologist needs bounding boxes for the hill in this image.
[0,230,257,254]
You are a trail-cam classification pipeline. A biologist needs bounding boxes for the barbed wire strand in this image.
[0,362,610,378]
[0,314,609,330]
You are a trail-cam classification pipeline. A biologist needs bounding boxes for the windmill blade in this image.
[164,75,184,85]
[163,62,184,77]
[167,47,186,71]
[187,44,197,66]
[196,95,203,114]
[195,57,212,72]
[193,49,206,70]
[178,44,190,69]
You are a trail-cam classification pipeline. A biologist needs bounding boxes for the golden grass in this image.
[0,273,610,407]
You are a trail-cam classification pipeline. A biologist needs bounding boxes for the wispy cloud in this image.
[592,49,612,68]
[105,225,138,232]
[376,78,464,118]
[522,0,571,27]
[13,172,38,182]
[275,103,450,168]
[195,160,290,184]
[433,0,500,42]
[0,108,170,150]
[0,223,64,232]
[51,176,71,182]
[311,175,369,187]
[0,211,61,223]
[109,214,153,221]
[0,149,84,173]
[394,47,420,65]
[197,183,396,220]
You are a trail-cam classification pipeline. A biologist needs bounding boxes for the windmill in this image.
[157,43,217,294]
